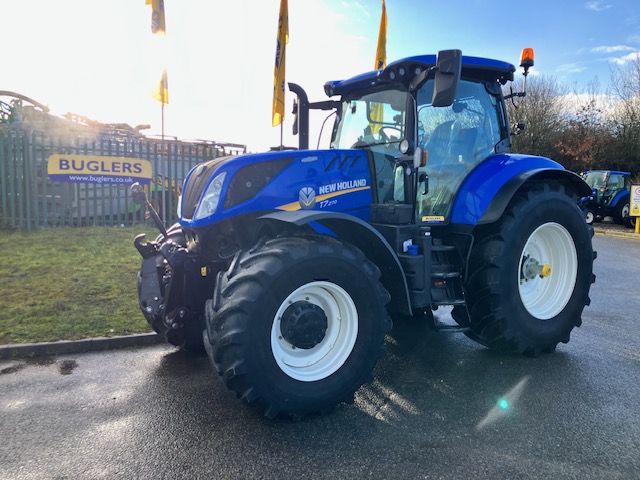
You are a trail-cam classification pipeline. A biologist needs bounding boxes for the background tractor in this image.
[578,170,632,224]
[132,49,596,419]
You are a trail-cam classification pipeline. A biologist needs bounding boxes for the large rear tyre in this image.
[623,215,636,229]
[454,183,596,356]
[613,197,629,224]
[204,234,391,419]
[622,203,636,228]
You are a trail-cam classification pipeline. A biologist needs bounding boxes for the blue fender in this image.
[451,154,591,225]
[610,190,630,208]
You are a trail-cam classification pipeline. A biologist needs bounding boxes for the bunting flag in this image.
[371,0,387,133]
[272,0,288,127]
[153,68,169,104]
[145,0,166,35]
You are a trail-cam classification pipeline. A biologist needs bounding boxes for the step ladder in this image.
[428,242,470,333]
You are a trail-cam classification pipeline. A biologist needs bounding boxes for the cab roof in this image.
[324,54,516,97]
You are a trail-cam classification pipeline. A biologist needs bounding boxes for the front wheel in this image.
[454,183,596,356]
[205,234,391,418]
[585,209,595,225]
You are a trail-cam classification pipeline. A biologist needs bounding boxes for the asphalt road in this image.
[1,234,639,480]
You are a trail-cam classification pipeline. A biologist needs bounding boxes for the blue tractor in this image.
[132,49,596,418]
[578,170,632,224]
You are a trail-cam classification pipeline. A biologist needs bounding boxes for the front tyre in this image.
[456,183,596,356]
[205,234,391,418]
[585,209,595,225]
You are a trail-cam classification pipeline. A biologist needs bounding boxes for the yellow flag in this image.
[153,68,169,104]
[375,0,387,70]
[272,0,288,127]
[371,0,387,133]
[145,0,166,35]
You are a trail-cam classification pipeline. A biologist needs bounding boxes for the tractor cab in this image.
[321,52,515,225]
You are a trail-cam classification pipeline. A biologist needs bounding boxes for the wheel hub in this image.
[521,255,551,282]
[280,301,328,349]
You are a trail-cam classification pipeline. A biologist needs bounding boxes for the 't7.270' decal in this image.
[319,199,338,208]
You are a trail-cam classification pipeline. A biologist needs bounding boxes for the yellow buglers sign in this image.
[48,155,152,185]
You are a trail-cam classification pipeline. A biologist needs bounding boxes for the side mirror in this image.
[432,49,462,107]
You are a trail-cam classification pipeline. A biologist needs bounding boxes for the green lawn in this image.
[0,225,159,344]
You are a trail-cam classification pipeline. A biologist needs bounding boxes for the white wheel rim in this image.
[518,222,578,320]
[585,211,594,224]
[271,281,358,382]
[622,204,629,218]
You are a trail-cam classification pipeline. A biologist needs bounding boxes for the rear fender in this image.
[451,154,591,225]
[610,190,629,208]
[259,210,412,315]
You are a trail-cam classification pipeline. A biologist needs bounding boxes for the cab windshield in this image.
[331,88,407,151]
[583,171,608,189]
[331,88,407,204]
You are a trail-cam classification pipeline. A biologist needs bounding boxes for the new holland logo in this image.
[299,187,316,209]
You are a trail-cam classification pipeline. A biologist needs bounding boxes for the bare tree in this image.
[505,75,568,160]
[555,79,615,172]
[608,55,640,172]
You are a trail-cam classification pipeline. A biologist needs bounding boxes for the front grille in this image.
[224,156,294,209]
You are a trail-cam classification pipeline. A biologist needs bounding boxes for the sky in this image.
[2,0,639,153]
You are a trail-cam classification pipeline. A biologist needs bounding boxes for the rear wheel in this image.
[613,197,629,224]
[623,205,636,229]
[205,234,391,418]
[454,183,596,355]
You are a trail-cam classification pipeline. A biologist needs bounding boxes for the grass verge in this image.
[0,225,158,345]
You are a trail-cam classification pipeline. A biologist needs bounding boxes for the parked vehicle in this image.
[579,170,631,224]
[132,49,596,418]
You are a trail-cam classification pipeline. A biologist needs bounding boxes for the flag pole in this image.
[161,100,165,153]
[272,0,288,148]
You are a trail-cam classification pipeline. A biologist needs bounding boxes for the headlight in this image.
[193,171,227,220]
[176,194,182,217]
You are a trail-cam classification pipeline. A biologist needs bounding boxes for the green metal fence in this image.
[0,130,245,230]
